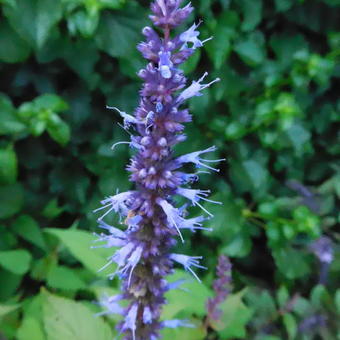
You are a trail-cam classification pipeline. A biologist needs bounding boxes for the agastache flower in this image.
[206,255,232,322]
[170,253,207,282]
[158,50,173,79]
[93,1,222,338]
[179,21,212,50]
[174,145,225,172]
[177,72,220,103]
[96,294,123,317]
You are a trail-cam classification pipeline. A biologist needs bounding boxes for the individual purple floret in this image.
[309,236,334,285]
[310,236,333,264]
[206,255,232,322]
[93,1,221,339]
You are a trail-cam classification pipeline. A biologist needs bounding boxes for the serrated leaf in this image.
[0,303,19,319]
[44,228,114,277]
[0,249,32,275]
[42,291,113,340]
[230,159,269,197]
[17,316,46,340]
[163,270,212,319]
[13,215,46,250]
[162,319,206,340]
[20,293,45,330]
[95,9,146,58]
[272,247,310,279]
[46,265,86,291]
[212,289,253,339]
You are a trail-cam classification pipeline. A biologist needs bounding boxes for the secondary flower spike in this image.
[93,1,222,339]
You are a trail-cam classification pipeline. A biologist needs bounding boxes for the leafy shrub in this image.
[0,0,339,339]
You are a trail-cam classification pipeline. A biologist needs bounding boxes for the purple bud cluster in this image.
[94,1,221,339]
[206,255,232,321]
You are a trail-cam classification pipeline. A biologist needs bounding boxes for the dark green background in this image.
[0,0,339,339]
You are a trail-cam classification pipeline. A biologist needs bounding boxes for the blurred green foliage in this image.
[0,0,339,339]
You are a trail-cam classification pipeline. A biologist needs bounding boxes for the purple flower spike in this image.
[207,255,232,322]
[93,1,222,338]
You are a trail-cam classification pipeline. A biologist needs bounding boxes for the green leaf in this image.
[0,268,23,300]
[230,159,269,197]
[0,21,30,63]
[310,284,330,308]
[335,289,340,314]
[203,181,251,257]
[225,121,247,140]
[180,49,201,74]
[163,270,211,319]
[0,147,18,184]
[292,297,313,317]
[95,9,146,58]
[42,290,113,340]
[285,123,311,155]
[239,0,262,31]
[17,316,46,340]
[283,313,297,339]
[0,303,19,319]
[206,11,238,69]
[17,94,69,143]
[162,319,206,340]
[13,215,46,250]
[242,160,267,190]
[17,294,46,340]
[0,183,24,219]
[246,289,276,321]
[67,10,99,38]
[46,266,86,291]
[4,0,63,49]
[274,0,294,12]
[277,286,289,308]
[234,34,265,65]
[272,247,310,279]
[46,114,71,146]
[212,289,253,339]
[0,94,26,136]
[42,199,64,219]
[34,94,68,113]
[0,0,16,6]
[270,34,307,66]
[0,249,32,275]
[62,39,100,86]
[98,0,125,10]
[44,228,113,276]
